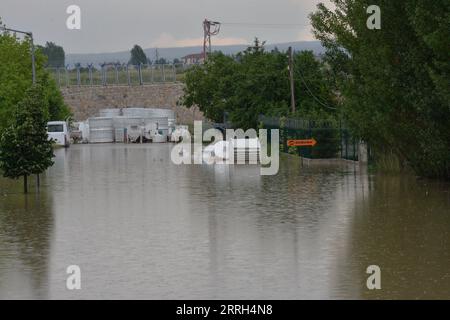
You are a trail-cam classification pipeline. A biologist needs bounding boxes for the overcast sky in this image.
[0,0,330,54]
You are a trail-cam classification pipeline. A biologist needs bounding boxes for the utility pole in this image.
[288,46,296,114]
[203,19,221,61]
[30,32,36,85]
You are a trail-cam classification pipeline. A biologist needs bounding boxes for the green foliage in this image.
[310,0,450,178]
[373,149,403,173]
[292,51,338,117]
[182,52,238,124]
[41,72,72,121]
[0,20,71,132]
[311,129,341,158]
[129,44,148,65]
[182,38,338,130]
[0,85,54,191]
[155,57,168,65]
[37,41,65,67]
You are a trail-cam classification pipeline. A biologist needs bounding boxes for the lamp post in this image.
[0,26,36,84]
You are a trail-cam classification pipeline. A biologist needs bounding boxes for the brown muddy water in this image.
[0,144,449,299]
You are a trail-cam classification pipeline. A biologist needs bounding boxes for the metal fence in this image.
[259,115,360,161]
[47,63,191,87]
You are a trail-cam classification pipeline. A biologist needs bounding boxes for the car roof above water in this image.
[47,121,67,125]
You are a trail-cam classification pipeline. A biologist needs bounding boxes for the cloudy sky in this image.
[0,0,330,53]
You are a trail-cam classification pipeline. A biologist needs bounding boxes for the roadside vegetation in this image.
[0,20,71,132]
[182,1,449,179]
[0,19,70,192]
[0,85,55,193]
[310,0,449,179]
[182,39,338,130]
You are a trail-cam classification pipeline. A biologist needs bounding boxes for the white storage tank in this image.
[115,128,126,143]
[122,108,147,118]
[113,116,144,129]
[148,108,175,120]
[89,117,113,128]
[79,121,90,143]
[144,117,169,128]
[89,128,115,143]
[99,108,122,118]
[89,117,114,143]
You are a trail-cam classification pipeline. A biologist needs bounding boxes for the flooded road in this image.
[0,144,449,299]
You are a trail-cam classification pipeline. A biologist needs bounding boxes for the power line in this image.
[221,22,310,29]
[297,68,337,110]
[201,19,310,58]
[288,47,296,113]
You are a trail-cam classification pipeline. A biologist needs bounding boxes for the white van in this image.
[47,121,70,147]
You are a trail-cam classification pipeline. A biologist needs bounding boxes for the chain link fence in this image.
[47,63,191,87]
[259,115,361,161]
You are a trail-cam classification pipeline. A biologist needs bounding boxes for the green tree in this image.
[293,51,338,118]
[0,20,71,132]
[182,39,338,129]
[155,57,168,65]
[38,41,65,67]
[310,0,450,178]
[0,85,54,193]
[129,44,148,65]
[182,52,238,124]
[230,40,290,129]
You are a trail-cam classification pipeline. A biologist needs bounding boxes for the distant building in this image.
[100,62,122,68]
[181,53,204,65]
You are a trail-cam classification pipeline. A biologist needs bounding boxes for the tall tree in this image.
[293,50,338,118]
[38,41,65,67]
[182,39,338,129]
[0,19,71,132]
[0,85,55,193]
[129,44,148,65]
[310,0,450,178]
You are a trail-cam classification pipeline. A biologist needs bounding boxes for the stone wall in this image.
[60,83,203,124]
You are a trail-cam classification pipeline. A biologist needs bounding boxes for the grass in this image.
[370,149,414,175]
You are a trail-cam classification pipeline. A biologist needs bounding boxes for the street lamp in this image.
[0,26,36,84]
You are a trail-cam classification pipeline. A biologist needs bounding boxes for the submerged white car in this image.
[47,121,70,147]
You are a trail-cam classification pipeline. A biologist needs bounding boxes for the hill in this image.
[65,41,324,66]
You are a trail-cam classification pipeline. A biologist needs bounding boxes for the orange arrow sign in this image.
[287,138,317,147]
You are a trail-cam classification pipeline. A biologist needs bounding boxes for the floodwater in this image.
[0,144,449,299]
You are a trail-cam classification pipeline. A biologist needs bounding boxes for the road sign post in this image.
[287,139,317,147]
